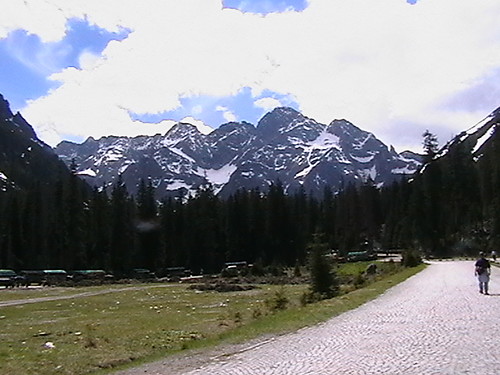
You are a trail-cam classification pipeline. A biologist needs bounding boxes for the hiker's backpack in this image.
[476,266,485,275]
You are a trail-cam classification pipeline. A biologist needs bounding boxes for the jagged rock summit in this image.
[56,106,421,198]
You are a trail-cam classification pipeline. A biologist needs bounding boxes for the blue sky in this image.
[0,20,129,110]
[1,0,500,152]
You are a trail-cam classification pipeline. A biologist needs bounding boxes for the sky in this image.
[1,0,500,153]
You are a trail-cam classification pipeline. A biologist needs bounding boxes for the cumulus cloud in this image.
[4,0,500,151]
[216,106,237,122]
[180,116,214,134]
[78,50,100,70]
[254,97,283,112]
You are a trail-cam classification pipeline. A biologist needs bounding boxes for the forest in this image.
[0,128,499,277]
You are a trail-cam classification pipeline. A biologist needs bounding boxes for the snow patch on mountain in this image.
[166,179,192,191]
[170,147,196,163]
[119,162,133,174]
[76,168,97,177]
[200,164,237,187]
[351,155,374,163]
[310,130,340,149]
[392,166,415,174]
[359,165,377,182]
[472,126,496,154]
[97,148,125,164]
[353,134,374,150]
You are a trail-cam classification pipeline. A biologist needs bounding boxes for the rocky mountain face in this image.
[0,94,71,192]
[435,107,500,161]
[56,107,422,198]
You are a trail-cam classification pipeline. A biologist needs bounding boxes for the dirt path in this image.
[0,284,175,307]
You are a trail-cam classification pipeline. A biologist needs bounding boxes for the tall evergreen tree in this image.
[85,187,111,269]
[308,233,339,299]
[136,179,162,272]
[422,130,439,163]
[185,184,223,274]
[266,181,294,265]
[109,175,134,277]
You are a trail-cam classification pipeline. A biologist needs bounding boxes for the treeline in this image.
[1,128,499,275]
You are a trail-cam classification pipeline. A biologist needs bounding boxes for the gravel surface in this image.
[113,261,500,375]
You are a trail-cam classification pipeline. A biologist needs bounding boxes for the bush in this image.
[265,286,289,312]
[353,272,365,288]
[300,291,322,305]
[401,250,422,267]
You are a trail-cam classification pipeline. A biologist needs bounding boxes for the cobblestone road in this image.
[120,261,500,375]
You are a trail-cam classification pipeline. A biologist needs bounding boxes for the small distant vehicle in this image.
[18,270,45,286]
[164,267,191,281]
[131,268,156,280]
[329,251,346,263]
[16,270,69,286]
[221,261,249,277]
[346,251,377,262]
[0,269,17,288]
[70,270,107,283]
[43,270,68,285]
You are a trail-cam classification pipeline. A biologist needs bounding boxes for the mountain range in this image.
[55,107,422,198]
[2,90,497,200]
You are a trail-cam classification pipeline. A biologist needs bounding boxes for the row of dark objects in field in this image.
[0,267,305,290]
[0,252,390,290]
[0,265,269,288]
[0,268,160,288]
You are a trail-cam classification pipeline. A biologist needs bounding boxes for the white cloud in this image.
[216,105,237,122]
[180,116,214,134]
[254,97,283,112]
[3,0,500,151]
[78,50,100,70]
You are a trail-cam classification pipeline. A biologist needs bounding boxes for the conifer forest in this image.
[1,127,499,277]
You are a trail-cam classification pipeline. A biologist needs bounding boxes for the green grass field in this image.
[0,262,425,375]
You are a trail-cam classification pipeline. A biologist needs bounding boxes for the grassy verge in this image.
[0,263,425,375]
[206,263,426,345]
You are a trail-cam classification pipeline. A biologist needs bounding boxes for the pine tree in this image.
[308,234,339,299]
[422,130,439,164]
[65,165,88,269]
[488,124,500,249]
[109,175,134,277]
[136,179,162,273]
[85,187,111,269]
[266,181,295,265]
[413,130,445,256]
[334,183,361,253]
[185,184,223,274]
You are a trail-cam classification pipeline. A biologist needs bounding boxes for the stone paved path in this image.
[117,261,500,375]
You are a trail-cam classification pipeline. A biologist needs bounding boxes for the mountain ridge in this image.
[0,94,72,192]
[56,106,422,198]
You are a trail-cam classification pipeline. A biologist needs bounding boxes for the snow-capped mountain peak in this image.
[55,107,422,198]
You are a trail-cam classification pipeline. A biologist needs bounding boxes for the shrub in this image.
[401,249,422,267]
[265,286,289,312]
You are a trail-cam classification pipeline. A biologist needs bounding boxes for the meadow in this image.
[0,262,425,375]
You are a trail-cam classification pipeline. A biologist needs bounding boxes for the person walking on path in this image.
[475,252,491,294]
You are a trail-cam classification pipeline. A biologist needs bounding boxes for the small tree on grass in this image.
[401,249,422,267]
[308,234,339,300]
